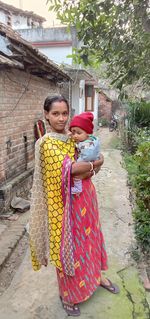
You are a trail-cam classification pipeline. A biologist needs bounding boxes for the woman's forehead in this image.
[51,101,68,111]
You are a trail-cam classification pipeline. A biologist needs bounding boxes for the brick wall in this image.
[98,92,112,121]
[0,69,70,185]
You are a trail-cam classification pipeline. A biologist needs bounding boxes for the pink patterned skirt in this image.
[57,178,108,304]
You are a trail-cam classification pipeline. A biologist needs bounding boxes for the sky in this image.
[2,0,60,26]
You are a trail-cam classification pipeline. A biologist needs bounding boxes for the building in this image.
[0,22,71,213]
[18,26,99,123]
[98,91,113,122]
[18,26,77,65]
[63,66,99,120]
[0,0,45,29]
[0,2,99,123]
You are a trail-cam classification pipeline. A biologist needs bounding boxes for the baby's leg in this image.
[71,178,82,194]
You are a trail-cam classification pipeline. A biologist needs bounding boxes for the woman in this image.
[29,95,119,317]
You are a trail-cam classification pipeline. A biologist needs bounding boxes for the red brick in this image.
[0,69,70,184]
[98,92,112,121]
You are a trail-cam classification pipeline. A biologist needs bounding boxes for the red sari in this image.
[57,178,108,304]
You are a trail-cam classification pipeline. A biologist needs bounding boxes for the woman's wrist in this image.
[71,158,103,176]
[72,161,94,176]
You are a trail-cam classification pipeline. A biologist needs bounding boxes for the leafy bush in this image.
[124,153,138,183]
[127,101,150,129]
[124,139,150,253]
[134,142,150,210]
[134,207,150,253]
[124,101,150,153]
[123,100,150,252]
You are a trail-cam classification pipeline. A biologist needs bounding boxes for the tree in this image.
[47,0,150,90]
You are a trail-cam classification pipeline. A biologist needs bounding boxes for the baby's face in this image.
[71,127,88,143]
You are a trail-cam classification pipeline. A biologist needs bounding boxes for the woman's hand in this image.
[93,154,104,170]
[88,154,104,174]
[76,171,94,180]
[72,161,91,176]
[71,154,104,177]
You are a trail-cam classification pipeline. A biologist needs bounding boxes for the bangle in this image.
[89,161,94,172]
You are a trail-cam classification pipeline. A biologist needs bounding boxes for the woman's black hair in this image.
[44,95,69,112]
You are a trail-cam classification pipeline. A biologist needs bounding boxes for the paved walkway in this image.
[0,128,149,319]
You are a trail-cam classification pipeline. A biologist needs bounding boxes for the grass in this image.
[109,134,122,149]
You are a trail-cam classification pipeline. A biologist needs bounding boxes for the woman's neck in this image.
[46,131,69,142]
[50,128,66,135]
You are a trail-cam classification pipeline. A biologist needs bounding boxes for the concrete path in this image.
[0,128,149,319]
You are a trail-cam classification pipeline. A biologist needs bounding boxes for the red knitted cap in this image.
[69,112,94,134]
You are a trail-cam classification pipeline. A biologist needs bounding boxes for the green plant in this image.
[110,136,121,150]
[134,142,150,210]
[130,246,141,262]
[134,207,150,253]
[124,140,150,253]
[48,0,150,89]
[99,118,109,127]
[123,153,138,183]
[127,101,150,129]
[124,102,150,153]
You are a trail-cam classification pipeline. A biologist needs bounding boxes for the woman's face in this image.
[45,101,69,133]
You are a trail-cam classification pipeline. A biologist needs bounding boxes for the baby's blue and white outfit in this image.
[71,135,101,194]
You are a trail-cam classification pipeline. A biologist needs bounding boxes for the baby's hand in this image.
[67,130,72,137]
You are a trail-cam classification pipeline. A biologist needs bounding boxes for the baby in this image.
[69,112,101,194]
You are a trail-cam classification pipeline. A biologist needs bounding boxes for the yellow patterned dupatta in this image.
[29,132,75,275]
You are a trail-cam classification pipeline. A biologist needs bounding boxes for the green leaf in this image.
[47,0,150,89]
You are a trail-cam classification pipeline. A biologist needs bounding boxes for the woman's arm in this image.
[71,154,104,177]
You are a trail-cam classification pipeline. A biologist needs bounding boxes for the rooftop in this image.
[0,22,70,82]
[0,1,46,22]
[63,65,94,82]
